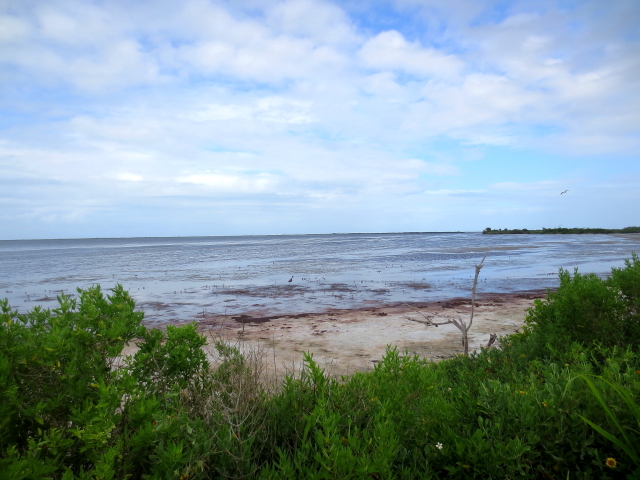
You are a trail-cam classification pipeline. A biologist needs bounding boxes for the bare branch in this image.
[450,318,465,332]
[451,254,488,355]
[405,316,453,327]
[403,253,488,356]
[402,302,452,327]
[467,254,487,334]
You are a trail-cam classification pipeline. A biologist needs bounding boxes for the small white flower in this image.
[447,388,451,391]
[436,442,443,450]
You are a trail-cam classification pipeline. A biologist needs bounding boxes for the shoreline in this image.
[135,289,548,377]
[192,289,547,327]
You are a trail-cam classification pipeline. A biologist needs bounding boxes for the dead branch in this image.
[467,254,487,334]
[404,253,488,356]
[402,302,453,327]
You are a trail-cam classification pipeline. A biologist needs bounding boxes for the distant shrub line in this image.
[483,226,640,234]
[2,254,640,479]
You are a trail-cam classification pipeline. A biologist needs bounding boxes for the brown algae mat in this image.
[120,291,544,378]
[190,292,543,377]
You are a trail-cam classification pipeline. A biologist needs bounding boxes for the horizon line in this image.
[0,231,472,242]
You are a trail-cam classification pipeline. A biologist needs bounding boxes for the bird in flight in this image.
[560,190,569,195]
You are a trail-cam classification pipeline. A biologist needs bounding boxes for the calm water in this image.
[1,233,639,324]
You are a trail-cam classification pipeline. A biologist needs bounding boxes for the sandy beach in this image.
[128,291,546,377]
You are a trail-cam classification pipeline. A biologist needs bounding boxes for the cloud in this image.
[0,3,164,90]
[0,0,639,238]
[177,172,280,193]
[117,173,144,182]
[490,181,561,192]
[265,0,357,44]
[359,30,462,78]
[424,189,486,196]
[0,12,31,42]
[185,98,315,124]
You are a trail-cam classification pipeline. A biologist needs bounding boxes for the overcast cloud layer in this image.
[1,0,639,239]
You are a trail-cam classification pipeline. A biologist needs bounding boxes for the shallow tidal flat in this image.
[115,291,540,376]
[5,232,640,373]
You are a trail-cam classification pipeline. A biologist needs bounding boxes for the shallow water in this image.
[1,232,639,324]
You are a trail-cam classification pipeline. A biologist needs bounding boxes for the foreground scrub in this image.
[1,254,639,479]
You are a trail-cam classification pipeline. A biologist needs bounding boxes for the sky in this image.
[1,0,639,240]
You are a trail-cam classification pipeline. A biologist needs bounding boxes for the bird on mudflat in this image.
[288,276,293,283]
[560,190,569,195]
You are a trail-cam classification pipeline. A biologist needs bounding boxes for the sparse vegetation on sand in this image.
[483,226,640,234]
[2,254,640,479]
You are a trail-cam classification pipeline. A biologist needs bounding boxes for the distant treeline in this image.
[483,226,640,234]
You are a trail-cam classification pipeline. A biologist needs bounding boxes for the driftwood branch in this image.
[467,254,486,334]
[402,303,454,327]
[404,254,488,356]
[457,253,487,354]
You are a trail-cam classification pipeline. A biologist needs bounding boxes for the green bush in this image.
[260,344,639,479]
[577,374,640,470]
[610,253,640,331]
[2,255,640,479]
[520,253,640,362]
[0,285,213,480]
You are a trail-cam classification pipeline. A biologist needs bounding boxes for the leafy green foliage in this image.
[262,344,639,479]
[0,285,213,480]
[2,255,640,478]
[522,253,640,361]
[577,374,640,468]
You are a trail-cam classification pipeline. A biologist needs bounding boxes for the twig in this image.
[402,302,453,327]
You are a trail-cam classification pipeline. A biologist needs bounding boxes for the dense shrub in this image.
[1,255,639,479]
[610,253,640,328]
[0,286,217,480]
[521,253,640,361]
[261,345,639,479]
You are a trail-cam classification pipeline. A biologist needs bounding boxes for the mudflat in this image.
[142,291,545,377]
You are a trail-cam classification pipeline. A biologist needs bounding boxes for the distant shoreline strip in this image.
[483,227,640,235]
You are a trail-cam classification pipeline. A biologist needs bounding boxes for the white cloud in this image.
[117,173,144,182]
[424,189,486,195]
[173,35,348,83]
[523,35,551,51]
[265,0,357,44]
[0,0,639,237]
[177,172,280,193]
[186,97,315,124]
[501,12,540,27]
[0,13,31,42]
[359,30,462,78]
[490,181,560,192]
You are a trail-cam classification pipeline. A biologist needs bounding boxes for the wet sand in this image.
[126,291,546,377]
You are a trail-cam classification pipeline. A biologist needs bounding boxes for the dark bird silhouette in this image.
[288,276,293,283]
[560,190,569,195]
